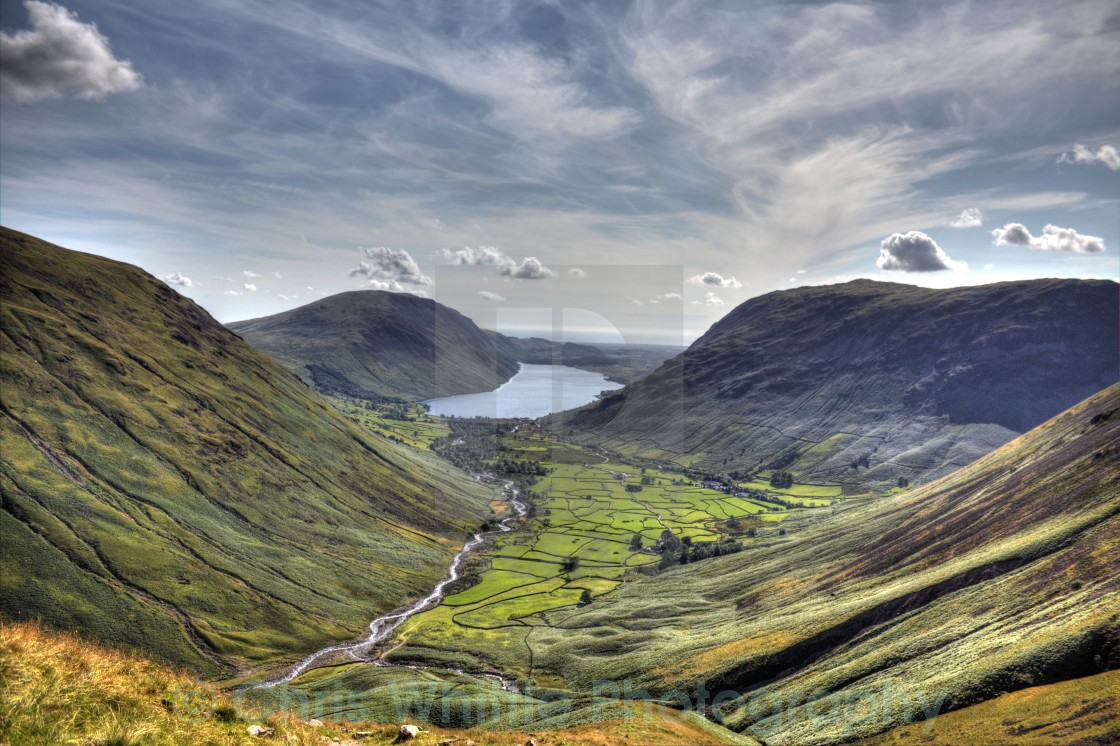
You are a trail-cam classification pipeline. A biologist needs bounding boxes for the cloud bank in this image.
[0,1,142,101]
[877,231,967,272]
[949,208,983,228]
[350,246,433,286]
[991,223,1105,253]
[439,246,553,279]
[688,272,742,289]
[164,271,192,287]
[1058,144,1120,171]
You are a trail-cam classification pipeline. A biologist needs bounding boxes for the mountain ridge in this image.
[561,277,1118,488]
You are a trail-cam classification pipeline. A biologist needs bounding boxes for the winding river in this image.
[252,479,526,689]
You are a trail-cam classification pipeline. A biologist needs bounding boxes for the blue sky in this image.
[1,0,1117,344]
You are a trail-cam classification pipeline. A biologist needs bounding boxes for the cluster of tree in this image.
[766,451,800,471]
[431,418,515,472]
[849,455,872,470]
[624,483,643,493]
[655,529,744,567]
[678,539,743,564]
[897,477,910,488]
[381,403,421,421]
[769,471,794,489]
[491,458,549,476]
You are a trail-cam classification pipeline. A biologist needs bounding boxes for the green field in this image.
[375,434,838,678]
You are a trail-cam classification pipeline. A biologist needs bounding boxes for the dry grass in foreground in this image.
[0,621,737,745]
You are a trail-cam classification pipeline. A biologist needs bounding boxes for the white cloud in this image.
[949,208,983,228]
[350,246,433,285]
[877,231,967,272]
[0,0,142,102]
[688,272,742,289]
[568,267,586,278]
[273,271,282,279]
[423,43,640,142]
[242,270,259,278]
[223,290,240,296]
[164,271,192,287]
[438,245,553,279]
[991,223,1105,253]
[242,283,257,292]
[1058,144,1120,171]
[659,292,683,301]
[478,290,505,301]
[703,292,724,306]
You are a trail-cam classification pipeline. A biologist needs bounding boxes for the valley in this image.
[2,228,1116,745]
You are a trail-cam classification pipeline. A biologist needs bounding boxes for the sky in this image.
[1,0,1117,344]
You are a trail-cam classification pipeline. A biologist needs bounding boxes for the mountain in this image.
[563,278,1119,488]
[228,290,522,400]
[0,227,493,674]
[532,382,1120,744]
[228,292,670,400]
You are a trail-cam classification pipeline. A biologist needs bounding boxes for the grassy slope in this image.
[0,227,493,673]
[863,669,1120,745]
[563,279,1119,490]
[1,621,746,746]
[530,383,1120,744]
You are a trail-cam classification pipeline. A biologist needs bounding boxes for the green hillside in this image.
[529,382,1120,743]
[564,278,1119,489]
[0,227,494,674]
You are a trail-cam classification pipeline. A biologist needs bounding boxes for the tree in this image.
[898,477,910,488]
[562,557,580,573]
[629,534,643,550]
[579,589,593,606]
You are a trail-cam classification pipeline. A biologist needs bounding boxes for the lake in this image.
[425,364,623,419]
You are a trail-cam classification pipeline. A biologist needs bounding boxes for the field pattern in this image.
[385,433,840,678]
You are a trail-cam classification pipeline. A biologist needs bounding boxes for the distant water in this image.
[425,364,623,419]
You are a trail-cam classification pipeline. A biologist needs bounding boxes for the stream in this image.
[251,478,527,690]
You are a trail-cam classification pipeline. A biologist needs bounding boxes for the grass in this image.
[343,433,833,687]
[864,669,1120,745]
[0,227,495,672]
[2,621,750,745]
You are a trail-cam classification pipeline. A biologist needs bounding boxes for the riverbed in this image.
[253,479,527,688]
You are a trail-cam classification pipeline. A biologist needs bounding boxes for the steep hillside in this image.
[532,383,1120,744]
[0,227,493,674]
[565,279,1118,488]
